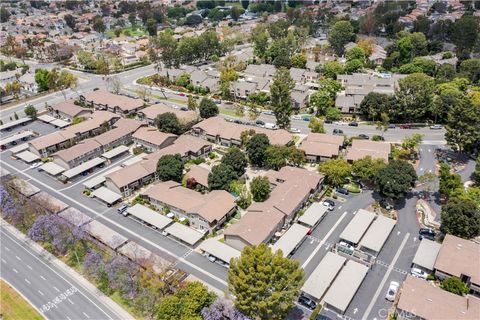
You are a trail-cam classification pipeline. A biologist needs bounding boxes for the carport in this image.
[61,157,106,180]
[9,178,40,197]
[58,207,92,227]
[83,166,121,190]
[39,162,66,176]
[50,119,70,128]
[0,117,31,131]
[37,114,56,123]
[31,191,69,214]
[9,143,29,154]
[127,204,173,230]
[91,186,122,206]
[84,220,128,250]
[164,223,204,246]
[118,241,171,274]
[359,215,396,256]
[339,209,376,245]
[199,238,241,266]
[323,260,369,314]
[16,150,40,163]
[271,223,310,257]
[298,202,328,228]
[102,145,129,160]
[1,131,35,147]
[301,252,346,302]
[412,239,441,273]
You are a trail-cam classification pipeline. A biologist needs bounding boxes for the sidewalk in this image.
[1,219,134,320]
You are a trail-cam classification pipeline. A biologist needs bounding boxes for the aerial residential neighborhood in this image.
[0,1,479,320]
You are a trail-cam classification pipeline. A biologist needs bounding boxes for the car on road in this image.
[399,124,411,129]
[388,124,396,129]
[357,134,369,140]
[117,204,128,216]
[323,199,335,207]
[30,162,42,168]
[265,122,278,130]
[292,115,302,120]
[419,228,436,240]
[298,296,316,310]
[385,281,399,302]
[411,267,428,280]
[233,119,243,124]
[430,124,443,130]
[263,110,274,115]
[302,116,311,122]
[333,129,343,135]
[335,121,348,126]
[348,122,359,127]
[178,92,185,97]
[336,187,349,195]
[255,120,265,127]
[324,119,333,124]
[289,127,301,133]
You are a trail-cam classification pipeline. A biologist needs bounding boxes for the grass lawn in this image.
[219,108,240,117]
[0,280,44,320]
[110,291,144,320]
[106,26,146,38]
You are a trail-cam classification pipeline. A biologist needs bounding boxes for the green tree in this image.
[35,68,50,92]
[250,176,271,202]
[208,163,238,191]
[310,91,333,116]
[319,61,345,79]
[246,133,270,167]
[92,15,106,33]
[441,197,480,239]
[451,15,479,53]
[432,83,463,123]
[228,244,304,320]
[152,31,179,68]
[318,159,351,187]
[446,97,480,153]
[199,98,219,119]
[265,145,290,170]
[146,18,157,36]
[328,21,354,55]
[474,156,480,185]
[24,105,37,120]
[187,95,197,111]
[358,92,392,121]
[221,147,248,177]
[351,156,386,184]
[289,146,306,167]
[157,282,216,320]
[346,47,366,62]
[154,112,183,134]
[345,59,364,73]
[459,58,480,84]
[270,67,295,129]
[395,73,435,122]
[441,277,470,296]
[375,160,417,200]
[251,24,269,59]
[439,162,463,197]
[291,53,307,68]
[308,117,326,133]
[325,107,342,121]
[0,7,10,23]
[156,154,184,183]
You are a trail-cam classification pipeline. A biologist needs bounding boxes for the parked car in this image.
[358,134,370,140]
[348,122,359,127]
[117,204,128,215]
[324,119,333,124]
[30,162,42,168]
[336,187,349,195]
[388,124,396,129]
[385,281,399,302]
[302,116,311,122]
[419,228,435,240]
[233,119,243,124]
[180,107,188,111]
[323,199,335,207]
[207,255,216,263]
[292,115,302,120]
[264,122,278,130]
[255,120,265,127]
[399,124,411,129]
[380,199,393,210]
[289,127,301,133]
[263,110,274,115]
[333,129,343,135]
[430,124,443,130]
[411,267,428,280]
[338,241,354,255]
[298,296,316,310]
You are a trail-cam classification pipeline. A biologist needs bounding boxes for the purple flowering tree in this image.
[83,249,105,278]
[105,256,139,299]
[201,298,251,320]
[0,186,22,226]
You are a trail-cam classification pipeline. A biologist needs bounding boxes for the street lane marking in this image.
[1,258,6,263]
[25,278,31,284]
[83,312,90,319]
[0,160,228,288]
[15,255,21,260]
[26,264,33,270]
[302,211,348,269]
[4,246,10,251]
[53,286,60,292]
[12,268,18,273]
[40,275,46,280]
[361,233,410,320]
[68,298,74,305]
[67,317,72,320]
[38,290,44,296]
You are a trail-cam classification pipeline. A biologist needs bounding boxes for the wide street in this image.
[0,226,125,320]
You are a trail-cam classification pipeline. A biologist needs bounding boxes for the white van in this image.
[264,122,278,130]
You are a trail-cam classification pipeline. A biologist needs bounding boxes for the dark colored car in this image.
[333,129,343,135]
[234,119,243,124]
[336,187,349,195]
[348,122,359,127]
[316,315,333,320]
[358,134,369,140]
[303,116,311,122]
[324,119,333,124]
[419,228,435,240]
[298,296,316,310]
[255,120,265,126]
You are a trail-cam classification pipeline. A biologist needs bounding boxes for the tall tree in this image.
[250,176,271,202]
[441,197,480,239]
[246,133,270,167]
[154,112,183,134]
[270,68,294,129]
[222,147,248,177]
[351,156,386,185]
[92,15,106,33]
[318,159,351,187]
[445,97,480,153]
[228,244,304,320]
[375,160,417,200]
[208,163,238,191]
[146,18,157,36]
[199,98,219,119]
[156,154,184,182]
[328,21,354,55]
[394,73,435,122]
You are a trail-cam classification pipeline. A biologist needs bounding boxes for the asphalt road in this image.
[0,227,121,320]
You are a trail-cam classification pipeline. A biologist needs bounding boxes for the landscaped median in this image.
[0,279,44,320]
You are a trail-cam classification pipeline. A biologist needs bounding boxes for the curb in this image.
[1,219,134,320]
[1,278,47,320]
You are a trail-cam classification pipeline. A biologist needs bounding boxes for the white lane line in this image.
[67,316,72,320]
[38,290,44,296]
[53,286,60,292]
[15,255,21,261]
[1,258,6,263]
[4,246,10,251]
[302,211,348,269]
[26,264,33,270]
[40,275,46,280]
[0,160,228,287]
[338,206,342,210]
[12,268,18,273]
[0,229,115,320]
[361,233,410,320]
[83,312,90,319]
[68,298,74,305]
[25,278,31,284]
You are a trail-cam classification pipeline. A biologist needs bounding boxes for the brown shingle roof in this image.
[185,165,210,187]
[300,141,341,158]
[53,139,102,163]
[50,99,92,118]
[140,103,198,124]
[346,140,391,162]
[306,133,344,146]
[82,90,144,112]
[132,127,177,147]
